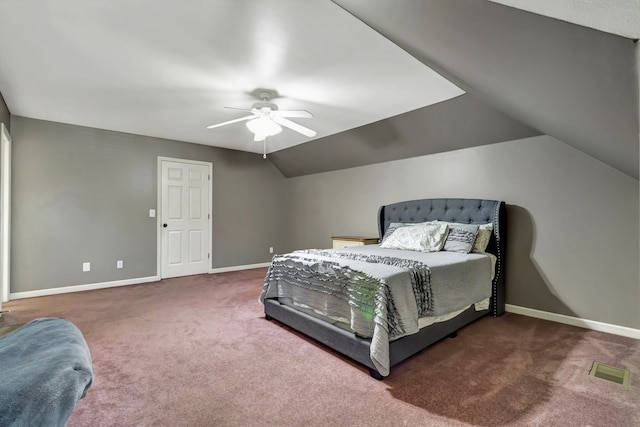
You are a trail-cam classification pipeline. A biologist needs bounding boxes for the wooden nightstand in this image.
[331,236,379,249]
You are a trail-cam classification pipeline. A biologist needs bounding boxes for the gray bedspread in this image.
[0,318,93,427]
[260,245,493,376]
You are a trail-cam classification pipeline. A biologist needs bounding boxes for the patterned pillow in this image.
[381,222,411,244]
[380,223,448,252]
[381,221,437,244]
[442,223,480,253]
[471,223,493,253]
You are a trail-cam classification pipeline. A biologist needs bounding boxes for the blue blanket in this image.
[0,318,93,427]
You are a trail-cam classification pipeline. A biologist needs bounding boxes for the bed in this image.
[260,198,506,379]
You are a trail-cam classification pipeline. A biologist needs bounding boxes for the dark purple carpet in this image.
[2,268,638,426]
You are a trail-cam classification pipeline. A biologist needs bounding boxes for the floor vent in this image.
[589,362,630,386]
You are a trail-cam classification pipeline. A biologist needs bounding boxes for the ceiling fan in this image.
[206,89,316,146]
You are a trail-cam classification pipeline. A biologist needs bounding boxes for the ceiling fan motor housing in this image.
[252,101,278,111]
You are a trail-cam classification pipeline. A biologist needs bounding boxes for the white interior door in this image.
[160,159,211,278]
[0,124,11,307]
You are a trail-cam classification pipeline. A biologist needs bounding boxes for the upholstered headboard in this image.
[377,198,506,316]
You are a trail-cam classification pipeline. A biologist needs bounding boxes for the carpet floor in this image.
[1,268,639,426]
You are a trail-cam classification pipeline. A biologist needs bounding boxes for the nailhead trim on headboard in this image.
[492,201,502,316]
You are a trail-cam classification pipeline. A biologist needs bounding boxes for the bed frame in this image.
[264,198,506,379]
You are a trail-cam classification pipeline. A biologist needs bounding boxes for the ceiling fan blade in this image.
[224,106,253,112]
[272,116,317,137]
[270,109,313,118]
[206,115,254,129]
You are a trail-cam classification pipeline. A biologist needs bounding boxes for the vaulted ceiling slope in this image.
[326,0,639,179]
[270,92,541,177]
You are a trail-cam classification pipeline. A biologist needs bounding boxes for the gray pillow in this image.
[443,223,479,253]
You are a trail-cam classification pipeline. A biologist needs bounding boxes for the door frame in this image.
[1,123,11,304]
[156,156,213,279]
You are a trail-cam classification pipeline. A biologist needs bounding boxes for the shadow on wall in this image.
[506,204,576,317]
[348,119,401,149]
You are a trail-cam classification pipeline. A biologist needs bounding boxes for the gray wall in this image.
[6,103,640,330]
[11,116,287,293]
[269,93,541,177]
[286,136,639,329]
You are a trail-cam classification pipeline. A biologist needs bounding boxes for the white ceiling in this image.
[488,0,640,38]
[1,1,636,157]
[0,0,465,155]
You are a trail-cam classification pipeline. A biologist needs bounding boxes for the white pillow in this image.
[472,223,493,253]
[381,222,412,244]
[380,223,448,252]
[381,221,437,244]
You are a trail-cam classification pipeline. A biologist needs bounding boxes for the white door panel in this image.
[160,159,211,278]
[189,230,203,262]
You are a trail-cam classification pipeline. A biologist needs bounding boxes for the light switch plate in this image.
[149,209,156,218]
[82,262,90,272]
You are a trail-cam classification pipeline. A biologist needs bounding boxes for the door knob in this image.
[163,223,168,228]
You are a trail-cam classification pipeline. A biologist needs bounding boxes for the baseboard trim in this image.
[9,275,161,300]
[505,304,640,340]
[7,263,271,300]
[209,262,270,274]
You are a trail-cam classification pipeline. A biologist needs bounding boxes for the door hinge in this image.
[208,174,211,181]
[208,213,210,219]
[208,253,210,259]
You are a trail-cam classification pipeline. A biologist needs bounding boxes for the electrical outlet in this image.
[269,247,274,254]
[82,262,91,272]
[116,260,123,269]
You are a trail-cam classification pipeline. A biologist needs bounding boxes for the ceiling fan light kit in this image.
[206,88,316,157]
[245,115,283,141]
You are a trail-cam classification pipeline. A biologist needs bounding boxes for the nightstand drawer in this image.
[331,236,379,249]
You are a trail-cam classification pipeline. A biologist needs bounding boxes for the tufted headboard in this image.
[377,198,506,316]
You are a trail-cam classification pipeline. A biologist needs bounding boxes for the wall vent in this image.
[589,362,630,386]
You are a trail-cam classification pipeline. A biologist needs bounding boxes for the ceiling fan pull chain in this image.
[263,137,267,159]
